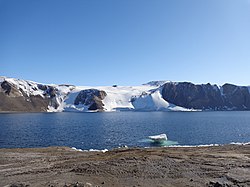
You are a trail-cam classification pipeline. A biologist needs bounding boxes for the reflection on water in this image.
[139,139,179,147]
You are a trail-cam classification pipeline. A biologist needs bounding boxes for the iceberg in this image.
[148,134,167,143]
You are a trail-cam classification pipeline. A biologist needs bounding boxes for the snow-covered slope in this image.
[2,76,250,112]
[0,77,191,112]
[0,76,74,112]
[63,84,189,112]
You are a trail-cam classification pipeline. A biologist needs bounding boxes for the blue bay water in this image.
[0,111,249,150]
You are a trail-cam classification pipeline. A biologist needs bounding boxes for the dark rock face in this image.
[222,84,250,110]
[37,84,48,91]
[162,82,250,110]
[46,87,57,98]
[0,80,58,112]
[74,89,107,111]
[1,81,12,95]
[162,82,223,109]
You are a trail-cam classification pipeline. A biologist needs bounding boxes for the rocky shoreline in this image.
[0,145,249,187]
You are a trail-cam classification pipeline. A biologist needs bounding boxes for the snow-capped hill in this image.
[1,76,250,112]
[63,89,107,112]
[63,85,165,112]
[143,80,169,87]
[0,77,74,112]
[0,77,186,112]
[1,77,74,98]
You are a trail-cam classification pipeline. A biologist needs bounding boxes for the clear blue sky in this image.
[1,0,250,86]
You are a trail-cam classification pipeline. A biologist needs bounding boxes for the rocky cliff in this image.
[161,82,250,110]
[0,80,49,112]
[0,77,108,112]
[1,77,250,112]
[74,89,107,111]
[0,78,73,112]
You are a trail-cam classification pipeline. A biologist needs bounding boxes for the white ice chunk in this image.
[148,134,167,142]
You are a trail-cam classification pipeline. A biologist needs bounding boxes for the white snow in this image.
[1,76,196,112]
[61,82,198,112]
[101,85,157,111]
[88,148,108,153]
[49,85,74,112]
[230,142,250,145]
[0,76,6,83]
[169,142,250,147]
[1,77,73,112]
[143,80,169,86]
[71,147,83,151]
[4,78,45,97]
[72,147,109,152]
[71,147,109,153]
[132,90,170,111]
[131,88,196,111]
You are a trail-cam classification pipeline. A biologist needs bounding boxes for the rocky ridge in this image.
[162,82,250,110]
[1,76,250,112]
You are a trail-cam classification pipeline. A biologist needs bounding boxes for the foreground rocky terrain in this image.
[0,145,249,187]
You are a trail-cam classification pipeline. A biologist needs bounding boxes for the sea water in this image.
[0,111,249,150]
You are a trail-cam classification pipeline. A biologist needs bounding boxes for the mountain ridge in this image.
[1,76,250,112]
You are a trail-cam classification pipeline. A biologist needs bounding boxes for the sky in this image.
[0,0,250,86]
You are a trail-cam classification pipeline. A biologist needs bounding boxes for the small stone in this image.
[85,182,93,187]
[209,181,223,187]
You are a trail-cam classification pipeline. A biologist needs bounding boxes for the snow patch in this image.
[230,142,250,145]
[132,90,170,111]
[71,147,109,152]
[143,80,169,86]
[88,148,108,153]
[4,78,45,97]
[71,147,83,151]
[0,76,6,83]
[101,85,159,111]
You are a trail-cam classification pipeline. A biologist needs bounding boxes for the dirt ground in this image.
[0,145,249,187]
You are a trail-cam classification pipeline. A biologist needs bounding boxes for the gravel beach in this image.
[0,145,249,187]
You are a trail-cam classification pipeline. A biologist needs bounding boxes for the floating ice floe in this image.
[148,133,167,143]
